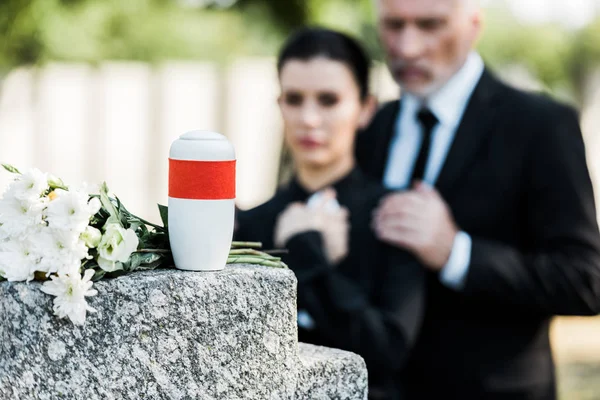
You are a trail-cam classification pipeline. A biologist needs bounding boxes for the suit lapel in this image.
[373,100,401,180]
[435,69,502,198]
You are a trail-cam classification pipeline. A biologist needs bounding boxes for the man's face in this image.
[377,0,481,98]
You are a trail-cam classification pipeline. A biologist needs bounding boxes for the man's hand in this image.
[373,182,458,271]
[275,189,350,265]
[320,206,350,265]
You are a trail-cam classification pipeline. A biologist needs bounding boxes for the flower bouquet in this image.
[0,165,285,325]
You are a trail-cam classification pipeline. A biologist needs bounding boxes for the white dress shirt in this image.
[383,51,485,290]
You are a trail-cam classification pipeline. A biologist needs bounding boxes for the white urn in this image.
[168,130,236,271]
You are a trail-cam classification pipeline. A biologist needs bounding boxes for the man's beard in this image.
[390,63,435,94]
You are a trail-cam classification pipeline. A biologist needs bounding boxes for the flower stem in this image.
[226,256,287,268]
[228,249,280,260]
[231,241,262,249]
[131,216,165,231]
[134,249,171,254]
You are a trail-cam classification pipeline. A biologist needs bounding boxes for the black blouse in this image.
[235,168,424,399]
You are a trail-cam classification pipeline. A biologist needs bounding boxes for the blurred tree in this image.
[0,0,599,107]
[306,0,384,60]
[0,0,288,69]
[476,5,600,106]
[0,0,44,71]
[234,0,307,32]
[477,4,574,100]
[569,16,600,104]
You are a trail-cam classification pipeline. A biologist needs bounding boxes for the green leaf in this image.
[125,252,166,272]
[158,204,168,229]
[128,253,143,271]
[2,164,21,174]
[136,258,164,271]
[91,269,105,282]
[99,182,121,226]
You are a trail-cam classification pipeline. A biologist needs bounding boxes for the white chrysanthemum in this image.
[45,188,101,233]
[4,168,49,202]
[32,229,88,276]
[0,240,37,282]
[0,196,46,239]
[40,269,97,325]
[97,223,139,272]
[0,224,9,241]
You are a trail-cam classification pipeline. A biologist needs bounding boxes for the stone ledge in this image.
[0,266,298,399]
[1,265,368,399]
[296,343,368,400]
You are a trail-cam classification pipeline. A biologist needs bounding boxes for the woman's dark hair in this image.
[276,27,371,101]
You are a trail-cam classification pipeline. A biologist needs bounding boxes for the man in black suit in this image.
[357,0,600,399]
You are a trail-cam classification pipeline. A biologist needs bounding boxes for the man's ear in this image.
[358,95,378,129]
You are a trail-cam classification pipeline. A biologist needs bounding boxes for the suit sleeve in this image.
[355,100,398,180]
[464,105,600,316]
[285,231,424,371]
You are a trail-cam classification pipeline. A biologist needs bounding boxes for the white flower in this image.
[97,224,138,272]
[47,174,66,190]
[45,188,101,233]
[0,240,37,282]
[32,229,87,276]
[41,269,97,325]
[0,196,46,238]
[81,226,102,248]
[4,168,48,202]
[97,258,124,273]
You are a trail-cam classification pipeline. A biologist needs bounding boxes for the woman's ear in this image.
[358,95,378,129]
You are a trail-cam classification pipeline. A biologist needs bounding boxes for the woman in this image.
[235,28,423,399]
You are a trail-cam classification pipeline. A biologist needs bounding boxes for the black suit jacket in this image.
[356,69,600,399]
[235,169,424,399]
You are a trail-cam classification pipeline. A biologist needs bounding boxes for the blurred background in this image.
[1,0,600,397]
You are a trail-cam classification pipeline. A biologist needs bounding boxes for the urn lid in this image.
[170,130,236,161]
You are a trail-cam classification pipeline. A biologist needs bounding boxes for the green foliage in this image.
[1,0,599,101]
[568,16,600,101]
[307,0,383,60]
[158,204,168,229]
[0,0,281,67]
[477,7,574,93]
[89,183,172,280]
[0,0,43,70]
[2,164,22,174]
[236,0,307,32]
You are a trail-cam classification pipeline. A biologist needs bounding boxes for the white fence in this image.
[0,60,598,224]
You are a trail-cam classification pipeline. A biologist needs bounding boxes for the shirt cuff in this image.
[297,309,316,330]
[439,231,472,290]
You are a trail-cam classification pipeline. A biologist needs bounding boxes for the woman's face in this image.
[278,57,372,169]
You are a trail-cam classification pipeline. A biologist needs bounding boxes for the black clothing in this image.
[236,168,424,399]
[356,68,600,399]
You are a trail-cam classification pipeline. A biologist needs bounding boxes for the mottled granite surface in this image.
[296,343,368,400]
[0,265,368,399]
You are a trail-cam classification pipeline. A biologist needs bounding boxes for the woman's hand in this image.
[320,206,350,265]
[274,202,322,248]
[275,189,350,265]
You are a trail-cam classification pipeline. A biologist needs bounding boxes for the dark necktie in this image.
[410,108,439,183]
